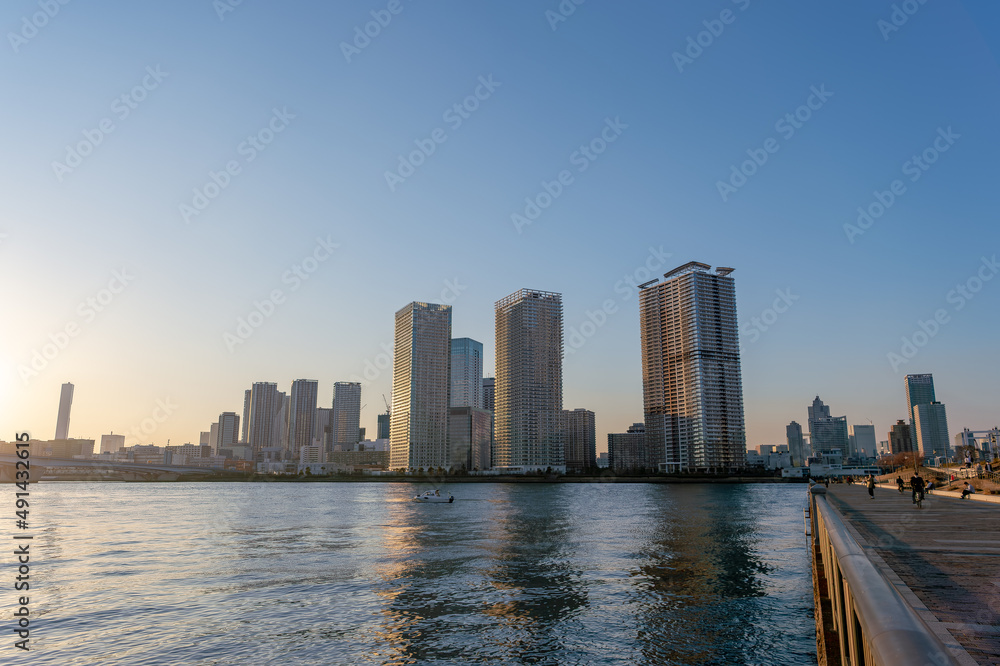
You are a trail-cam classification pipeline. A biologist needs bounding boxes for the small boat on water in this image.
[413,490,454,503]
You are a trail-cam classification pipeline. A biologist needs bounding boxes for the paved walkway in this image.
[827,485,1000,665]
[875,482,1000,504]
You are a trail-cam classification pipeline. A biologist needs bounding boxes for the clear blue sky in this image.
[3,0,999,452]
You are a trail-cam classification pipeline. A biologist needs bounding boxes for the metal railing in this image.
[809,487,960,665]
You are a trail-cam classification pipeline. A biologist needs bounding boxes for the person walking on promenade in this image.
[896,476,904,493]
[911,473,925,505]
[867,474,876,499]
[961,482,975,499]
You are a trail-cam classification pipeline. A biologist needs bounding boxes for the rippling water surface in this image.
[14,482,816,665]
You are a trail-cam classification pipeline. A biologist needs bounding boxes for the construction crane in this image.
[382,393,391,414]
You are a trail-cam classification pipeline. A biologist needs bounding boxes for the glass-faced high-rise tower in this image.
[450,338,484,409]
[639,262,745,473]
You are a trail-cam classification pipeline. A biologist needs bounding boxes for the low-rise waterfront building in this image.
[327,450,390,469]
[608,423,648,472]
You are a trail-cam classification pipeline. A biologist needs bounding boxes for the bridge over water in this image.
[0,454,221,482]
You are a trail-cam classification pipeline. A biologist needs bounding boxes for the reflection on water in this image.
[21,482,816,665]
[630,486,782,664]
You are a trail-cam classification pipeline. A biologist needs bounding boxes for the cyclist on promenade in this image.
[910,473,925,506]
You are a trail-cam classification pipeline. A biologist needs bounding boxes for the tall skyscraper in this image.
[807,396,831,442]
[786,421,806,466]
[241,389,251,443]
[331,382,362,452]
[450,338,484,409]
[218,412,240,450]
[562,408,596,471]
[248,382,280,453]
[639,262,745,473]
[494,289,565,473]
[54,382,74,440]
[913,402,951,458]
[390,302,452,470]
[288,379,319,455]
[904,374,936,419]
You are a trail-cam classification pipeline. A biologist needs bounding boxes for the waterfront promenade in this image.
[826,485,1000,665]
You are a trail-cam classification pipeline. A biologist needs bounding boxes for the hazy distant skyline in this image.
[4,1,999,452]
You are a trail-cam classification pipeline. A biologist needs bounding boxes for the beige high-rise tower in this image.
[639,262,745,473]
[494,289,564,473]
[390,302,452,471]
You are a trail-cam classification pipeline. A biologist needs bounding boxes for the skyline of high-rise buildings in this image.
[494,289,565,473]
[639,262,746,473]
[7,0,996,476]
[33,285,984,471]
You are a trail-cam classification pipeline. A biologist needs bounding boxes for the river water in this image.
[12,482,816,665]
